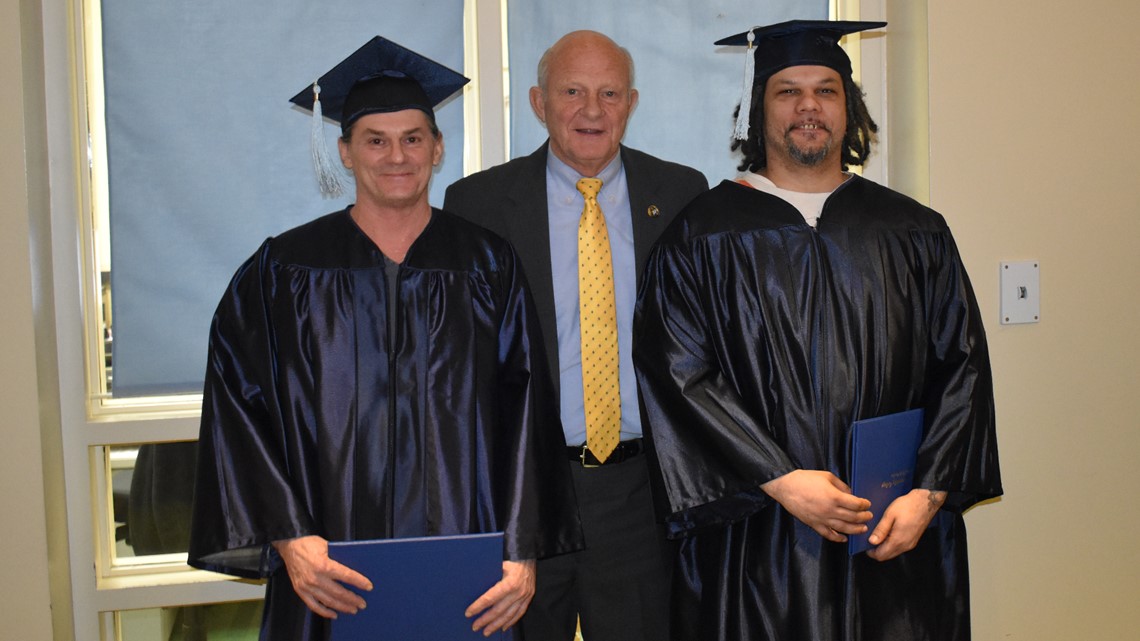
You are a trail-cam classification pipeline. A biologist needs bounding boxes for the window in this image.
[84,0,467,408]
[105,602,263,641]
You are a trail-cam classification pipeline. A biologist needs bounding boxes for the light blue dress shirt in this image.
[546,153,641,447]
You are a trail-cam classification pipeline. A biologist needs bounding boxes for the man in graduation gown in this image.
[188,37,581,641]
[633,21,1002,641]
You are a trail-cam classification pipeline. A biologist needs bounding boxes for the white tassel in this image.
[732,30,756,141]
[310,81,345,198]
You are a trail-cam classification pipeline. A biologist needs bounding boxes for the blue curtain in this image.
[103,0,465,395]
[507,0,828,181]
[104,0,825,396]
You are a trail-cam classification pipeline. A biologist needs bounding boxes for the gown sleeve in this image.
[634,238,797,535]
[188,241,318,579]
[491,244,583,560]
[913,230,1003,511]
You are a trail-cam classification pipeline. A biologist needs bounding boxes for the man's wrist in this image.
[923,489,948,511]
[759,468,798,500]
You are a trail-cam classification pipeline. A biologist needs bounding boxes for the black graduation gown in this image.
[189,208,582,641]
[633,177,1002,641]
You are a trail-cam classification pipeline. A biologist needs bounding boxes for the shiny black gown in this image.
[633,177,1002,641]
[189,208,582,641]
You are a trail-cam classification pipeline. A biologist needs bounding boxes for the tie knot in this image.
[577,177,603,200]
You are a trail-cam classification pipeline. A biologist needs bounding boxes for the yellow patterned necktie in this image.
[576,177,621,463]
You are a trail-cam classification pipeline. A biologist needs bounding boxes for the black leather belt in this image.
[567,438,644,467]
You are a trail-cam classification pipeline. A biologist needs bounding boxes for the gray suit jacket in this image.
[443,143,708,401]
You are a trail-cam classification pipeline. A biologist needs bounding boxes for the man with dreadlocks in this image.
[632,20,1002,641]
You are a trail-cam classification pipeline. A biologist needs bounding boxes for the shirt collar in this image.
[546,148,623,192]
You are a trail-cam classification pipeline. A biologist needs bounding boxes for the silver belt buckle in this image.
[580,444,600,468]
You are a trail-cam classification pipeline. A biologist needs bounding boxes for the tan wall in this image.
[1,0,57,638]
[924,1,1140,638]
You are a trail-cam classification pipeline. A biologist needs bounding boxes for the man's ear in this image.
[337,137,352,169]
[529,86,546,126]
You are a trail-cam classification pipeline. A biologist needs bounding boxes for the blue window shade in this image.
[102,0,465,396]
[507,0,827,181]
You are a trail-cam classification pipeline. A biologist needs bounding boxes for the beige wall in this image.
[1,0,57,638]
[924,1,1140,638]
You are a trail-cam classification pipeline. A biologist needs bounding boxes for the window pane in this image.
[112,601,263,641]
[92,0,465,397]
[110,443,197,560]
[507,0,828,180]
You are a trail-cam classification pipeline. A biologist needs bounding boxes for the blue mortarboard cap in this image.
[717,20,886,140]
[290,35,469,130]
[289,36,469,198]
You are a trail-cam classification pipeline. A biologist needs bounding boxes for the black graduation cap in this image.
[288,36,469,198]
[717,20,886,140]
[717,20,886,80]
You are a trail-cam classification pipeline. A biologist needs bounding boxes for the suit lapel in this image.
[622,146,666,283]
[501,145,562,394]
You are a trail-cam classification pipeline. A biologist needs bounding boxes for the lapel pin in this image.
[647,205,661,218]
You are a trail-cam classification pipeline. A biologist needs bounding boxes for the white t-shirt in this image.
[737,172,847,228]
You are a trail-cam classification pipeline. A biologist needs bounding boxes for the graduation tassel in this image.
[732,30,756,141]
[310,81,345,198]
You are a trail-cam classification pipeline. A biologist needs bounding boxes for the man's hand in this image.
[866,489,946,562]
[465,559,536,637]
[272,535,372,619]
[761,469,873,542]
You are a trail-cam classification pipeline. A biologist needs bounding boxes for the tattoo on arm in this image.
[927,490,947,512]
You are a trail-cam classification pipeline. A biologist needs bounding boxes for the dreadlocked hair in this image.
[732,73,879,173]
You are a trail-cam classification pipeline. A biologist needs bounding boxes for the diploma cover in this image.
[848,409,924,555]
[327,532,507,640]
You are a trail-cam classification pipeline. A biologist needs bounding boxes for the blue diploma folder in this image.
[327,532,507,640]
[848,409,924,555]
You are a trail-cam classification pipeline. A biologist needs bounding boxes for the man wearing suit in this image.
[444,30,707,641]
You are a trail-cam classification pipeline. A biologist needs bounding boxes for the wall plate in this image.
[1000,261,1040,325]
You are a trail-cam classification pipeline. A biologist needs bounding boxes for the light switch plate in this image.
[1000,261,1040,325]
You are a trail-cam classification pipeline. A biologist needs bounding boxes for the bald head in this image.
[537,30,635,92]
